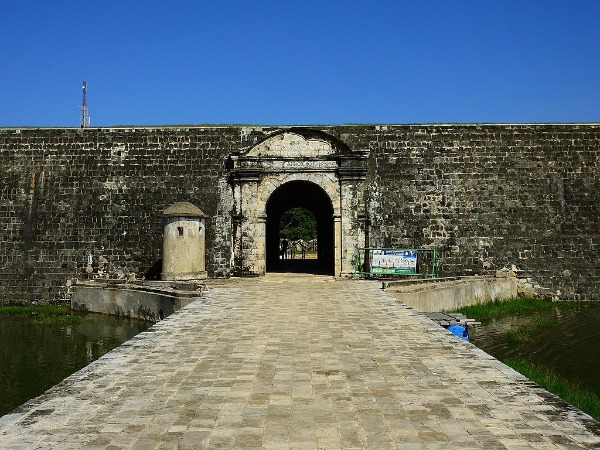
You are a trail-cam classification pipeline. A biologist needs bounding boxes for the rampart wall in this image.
[0,128,237,303]
[1,124,599,303]
[360,124,600,299]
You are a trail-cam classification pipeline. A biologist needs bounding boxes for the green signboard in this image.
[353,247,438,278]
[370,249,418,275]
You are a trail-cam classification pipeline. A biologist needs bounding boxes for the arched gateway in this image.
[265,180,334,274]
[228,129,369,276]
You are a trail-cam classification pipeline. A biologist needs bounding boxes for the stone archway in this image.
[265,180,334,274]
[228,129,369,277]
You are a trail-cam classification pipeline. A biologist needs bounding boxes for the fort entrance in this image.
[228,129,369,276]
[265,180,334,274]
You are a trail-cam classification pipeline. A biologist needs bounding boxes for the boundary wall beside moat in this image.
[1,124,599,303]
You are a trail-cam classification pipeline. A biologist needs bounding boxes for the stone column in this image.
[334,214,342,277]
[161,202,207,281]
[238,176,262,275]
[339,180,368,275]
[337,156,369,276]
[256,214,267,274]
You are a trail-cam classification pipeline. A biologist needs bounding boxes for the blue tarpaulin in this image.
[447,324,469,341]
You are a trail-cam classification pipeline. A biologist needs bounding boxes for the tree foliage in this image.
[279,207,317,241]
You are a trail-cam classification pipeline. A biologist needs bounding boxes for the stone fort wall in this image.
[1,124,599,303]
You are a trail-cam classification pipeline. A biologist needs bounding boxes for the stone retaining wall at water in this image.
[384,276,518,312]
[359,124,600,301]
[1,124,599,303]
[70,281,202,322]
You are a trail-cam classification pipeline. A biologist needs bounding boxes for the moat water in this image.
[470,302,600,397]
[0,312,150,417]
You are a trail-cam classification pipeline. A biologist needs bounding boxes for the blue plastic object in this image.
[447,324,469,341]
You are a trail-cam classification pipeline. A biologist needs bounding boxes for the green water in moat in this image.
[0,312,150,417]
[470,302,600,397]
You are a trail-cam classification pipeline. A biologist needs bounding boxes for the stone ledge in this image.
[384,276,517,312]
[71,280,206,322]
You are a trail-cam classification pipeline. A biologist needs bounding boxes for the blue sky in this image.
[2,1,599,126]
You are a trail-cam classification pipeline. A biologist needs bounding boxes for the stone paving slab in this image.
[1,274,599,449]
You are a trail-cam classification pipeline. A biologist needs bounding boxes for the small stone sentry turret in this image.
[161,202,207,281]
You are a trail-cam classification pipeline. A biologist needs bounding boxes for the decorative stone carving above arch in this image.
[245,128,351,158]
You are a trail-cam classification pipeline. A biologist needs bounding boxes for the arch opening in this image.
[265,181,334,275]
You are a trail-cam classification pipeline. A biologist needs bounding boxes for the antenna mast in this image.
[80,81,90,128]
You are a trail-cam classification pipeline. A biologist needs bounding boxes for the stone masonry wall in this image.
[0,127,241,303]
[326,124,600,300]
[1,124,599,303]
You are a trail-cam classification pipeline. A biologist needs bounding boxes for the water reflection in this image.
[470,303,600,397]
[0,313,150,417]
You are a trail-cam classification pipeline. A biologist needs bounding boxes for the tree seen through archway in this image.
[279,207,316,242]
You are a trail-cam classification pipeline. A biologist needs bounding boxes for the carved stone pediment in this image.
[229,129,369,181]
[247,132,336,158]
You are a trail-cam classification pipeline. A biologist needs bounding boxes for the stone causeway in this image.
[1,275,599,449]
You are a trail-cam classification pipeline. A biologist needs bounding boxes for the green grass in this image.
[453,297,555,321]
[505,359,600,421]
[0,304,87,325]
[0,304,71,315]
[454,298,600,343]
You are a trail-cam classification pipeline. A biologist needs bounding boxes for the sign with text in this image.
[371,249,417,275]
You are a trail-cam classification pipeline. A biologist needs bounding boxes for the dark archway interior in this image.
[266,181,334,274]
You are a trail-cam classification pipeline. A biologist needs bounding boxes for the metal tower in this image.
[80,81,90,128]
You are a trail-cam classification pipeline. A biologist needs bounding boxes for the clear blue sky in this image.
[2,1,599,126]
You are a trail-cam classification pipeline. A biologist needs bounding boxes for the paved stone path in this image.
[1,275,599,449]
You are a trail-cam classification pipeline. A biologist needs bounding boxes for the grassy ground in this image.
[0,304,85,324]
[455,297,597,322]
[454,297,555,321]
[289,251,318,259]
